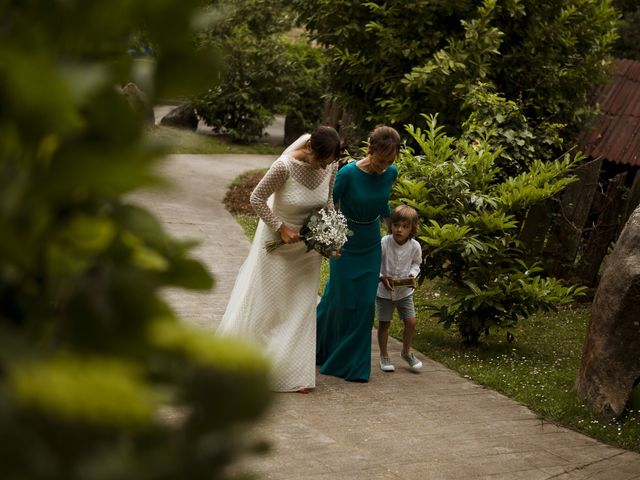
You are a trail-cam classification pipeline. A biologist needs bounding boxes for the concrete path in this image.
[135,154,640,480]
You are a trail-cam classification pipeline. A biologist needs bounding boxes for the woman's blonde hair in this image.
[368,125,401,158]
[389,204,419,238]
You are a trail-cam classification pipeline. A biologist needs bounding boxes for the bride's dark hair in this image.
[309,126,341,164]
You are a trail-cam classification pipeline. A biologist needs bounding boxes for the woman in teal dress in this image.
[316,126,401,382]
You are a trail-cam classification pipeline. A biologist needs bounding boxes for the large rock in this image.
[122,82,155,125]
[160,103,199,131]
[576,205,640,419]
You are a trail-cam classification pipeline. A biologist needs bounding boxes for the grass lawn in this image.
[228,177,639,453]
[235,214,261,238]
[403,282,640,452]
[145,125,284,155]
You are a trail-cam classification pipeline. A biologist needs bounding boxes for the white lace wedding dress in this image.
[217,135,337,392]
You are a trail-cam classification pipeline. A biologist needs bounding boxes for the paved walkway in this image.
[136,154,640,480]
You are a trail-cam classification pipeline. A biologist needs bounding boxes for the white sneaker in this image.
[401,352,423,370]
[379,356,395,372]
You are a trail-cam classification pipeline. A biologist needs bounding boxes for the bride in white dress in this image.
[217,127,341,392]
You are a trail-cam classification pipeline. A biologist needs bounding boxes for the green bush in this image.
[394,115,586,344]
[461,83,564,178]
[195,25,292,142]
[194,0,326,142]
[0,2,271,478]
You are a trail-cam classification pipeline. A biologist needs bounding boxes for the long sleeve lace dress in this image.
[217,135,337,392]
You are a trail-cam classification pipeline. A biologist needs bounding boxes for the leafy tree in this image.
[282,37,327,135]
[461,83,564,179]
[293,0,618,143]
[612,0,640,60]
[194,0,326,142]
[394,115,586,344]
[0,2,270,478]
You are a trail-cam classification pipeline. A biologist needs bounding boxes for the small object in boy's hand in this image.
[391,276,416,288]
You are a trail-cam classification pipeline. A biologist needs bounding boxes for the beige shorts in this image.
[376,295,415,322]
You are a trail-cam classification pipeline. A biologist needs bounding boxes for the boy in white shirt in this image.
[377,205,423,372]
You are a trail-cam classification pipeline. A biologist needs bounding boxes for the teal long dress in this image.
[316,161,398,382]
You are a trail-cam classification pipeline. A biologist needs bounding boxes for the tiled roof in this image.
[576,59,640,166]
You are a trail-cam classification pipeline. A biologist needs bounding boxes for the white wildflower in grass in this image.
[265,207,352,258]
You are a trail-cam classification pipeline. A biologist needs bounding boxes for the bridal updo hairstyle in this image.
[368,125,401,158]
[309,126,341,165]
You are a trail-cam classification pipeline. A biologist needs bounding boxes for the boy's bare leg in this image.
[378,321,391,357]
[401,316,417,356]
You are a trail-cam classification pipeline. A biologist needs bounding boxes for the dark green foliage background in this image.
[613,0,640,60]
[292,0,618,145]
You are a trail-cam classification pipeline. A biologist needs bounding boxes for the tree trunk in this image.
[284,112,306,146]
[322,99,342,130]
[574,172,627,287]
[542,158,602,278]
[519,199,553,259]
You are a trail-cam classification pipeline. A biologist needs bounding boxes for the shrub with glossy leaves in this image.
[0,2,271,479]
[394,115,586,344]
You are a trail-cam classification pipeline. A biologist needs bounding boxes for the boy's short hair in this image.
[390,204,419,238]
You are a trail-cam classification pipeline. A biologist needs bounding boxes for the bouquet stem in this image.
[264,239,285,253]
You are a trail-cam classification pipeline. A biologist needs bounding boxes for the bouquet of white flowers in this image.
[265,207,352,257]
